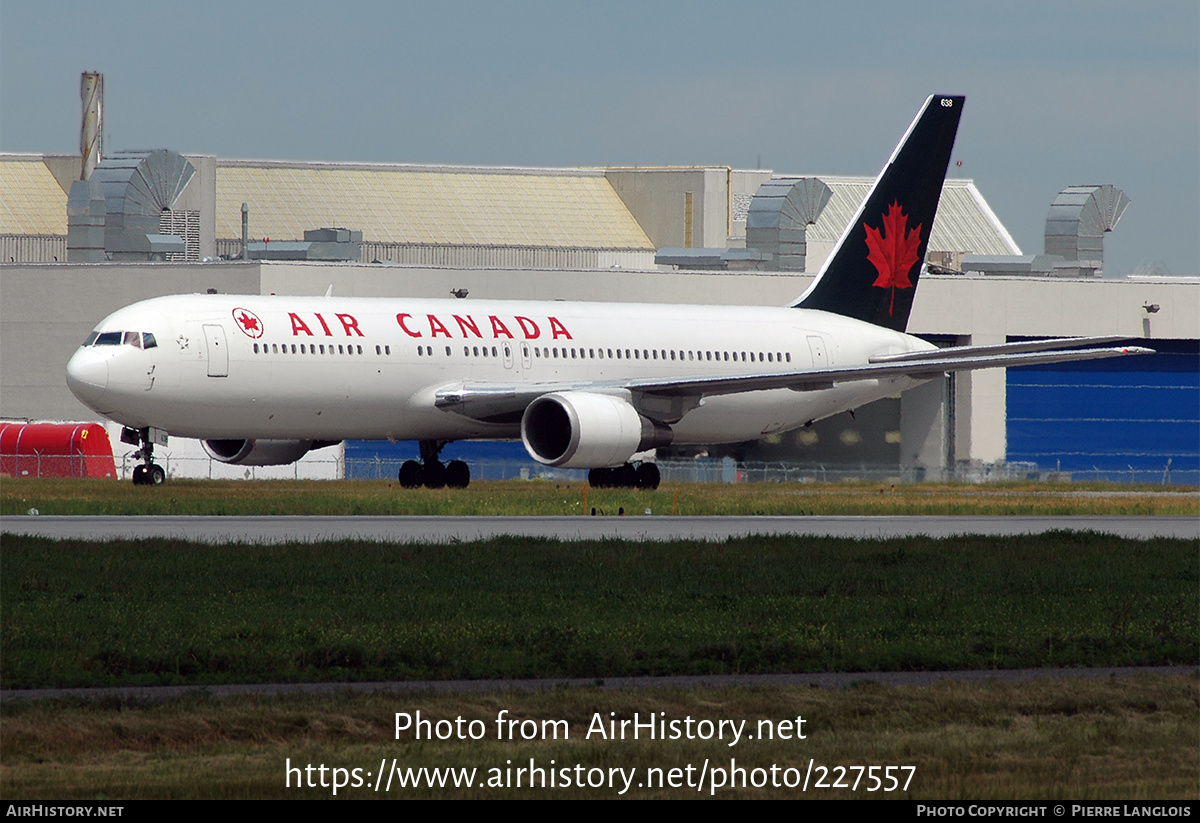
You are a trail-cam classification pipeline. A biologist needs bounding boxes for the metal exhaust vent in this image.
[746,177,832,271]
[1044,185,1130,277]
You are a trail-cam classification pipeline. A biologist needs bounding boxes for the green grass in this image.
[2,676,1196,799]
[3,533,1195,690]
[2,477,1197,516]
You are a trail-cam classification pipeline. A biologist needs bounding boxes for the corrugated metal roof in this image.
[216,162,654,250]
[807,177,1020,256]
[0,157,67,235]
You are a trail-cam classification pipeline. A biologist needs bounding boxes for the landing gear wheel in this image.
[422,460,446,489]
[147,464,166,486]
[398,460,422,488]
[132,465,147,485]
[635,462,660,490]
[445,460,470,489]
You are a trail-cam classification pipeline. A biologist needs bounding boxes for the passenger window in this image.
[254,343,259,354]
[445,346,450,356]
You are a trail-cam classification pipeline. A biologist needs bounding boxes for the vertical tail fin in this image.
[795,95,964,331]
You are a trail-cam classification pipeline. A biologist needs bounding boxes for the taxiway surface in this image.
[3,515,1196,542]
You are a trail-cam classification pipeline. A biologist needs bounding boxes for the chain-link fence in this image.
[4,452,1196,486]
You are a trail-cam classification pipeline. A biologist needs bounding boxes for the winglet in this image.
[795,95,965,332]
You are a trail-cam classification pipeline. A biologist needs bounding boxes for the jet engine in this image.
[520,391,672,468]
[202,438,339,466]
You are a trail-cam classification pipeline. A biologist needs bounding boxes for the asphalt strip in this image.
[4,666,1195,703]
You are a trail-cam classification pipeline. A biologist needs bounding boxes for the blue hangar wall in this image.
[1006,340,1199,484]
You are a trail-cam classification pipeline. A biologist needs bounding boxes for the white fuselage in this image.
[66,293,934,448]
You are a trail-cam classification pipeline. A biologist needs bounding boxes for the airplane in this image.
[66,94,1151,488]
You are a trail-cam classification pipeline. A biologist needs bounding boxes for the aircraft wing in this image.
[434,338,1152,423]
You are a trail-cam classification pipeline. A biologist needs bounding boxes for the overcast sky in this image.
[2,0,1197,275]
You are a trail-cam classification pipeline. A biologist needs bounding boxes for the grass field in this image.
[2,676,1196,799]
[3,479,1196,800]
[3,533,1195,690]
[2,477,1198,517]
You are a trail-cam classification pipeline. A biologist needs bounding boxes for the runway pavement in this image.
[3,514,1197,542]
[3,666,1194,703]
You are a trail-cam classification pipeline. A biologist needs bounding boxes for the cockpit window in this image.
[88,331,158,348]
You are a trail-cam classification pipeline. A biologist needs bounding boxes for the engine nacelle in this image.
[202,438,338,466]
[521,391,672,468]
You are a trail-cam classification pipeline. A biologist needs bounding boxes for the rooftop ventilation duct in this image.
[745,177,832,271]
[70,149,198,261]
[1044,185,1129,277]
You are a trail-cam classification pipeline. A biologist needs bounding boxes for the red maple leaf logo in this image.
[232,307,264,338]
[864,201,922,315]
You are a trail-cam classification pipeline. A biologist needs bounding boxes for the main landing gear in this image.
[399,440,470,489]
[122,426,166,486]
[588,461,660,490]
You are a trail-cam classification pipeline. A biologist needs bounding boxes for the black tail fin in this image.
[795,94,964,331]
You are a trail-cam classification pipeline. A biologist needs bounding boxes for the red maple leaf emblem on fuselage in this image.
[864,201,922,315]
[232,307,264,338]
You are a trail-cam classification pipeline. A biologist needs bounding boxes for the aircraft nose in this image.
[66,348,109,407]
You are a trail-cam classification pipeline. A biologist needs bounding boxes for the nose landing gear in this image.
[398,440,471,489]
[123,426,166,486]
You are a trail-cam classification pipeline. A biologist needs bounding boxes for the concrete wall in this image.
[606,168,731,250]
